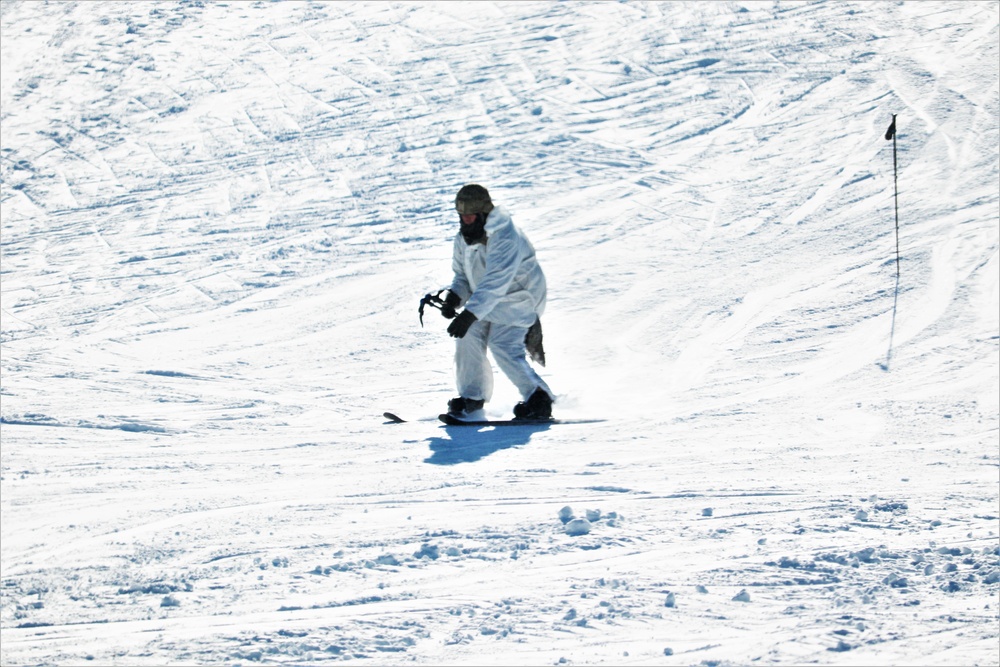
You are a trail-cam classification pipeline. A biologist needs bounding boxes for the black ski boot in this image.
[513,388,553,420]
[448,397,485,420]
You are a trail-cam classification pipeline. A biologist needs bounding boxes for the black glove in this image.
[440,291,461,320]
[447,309,477,338]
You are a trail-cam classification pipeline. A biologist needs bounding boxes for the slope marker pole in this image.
[882,114,899,372]
[886,114,900,280]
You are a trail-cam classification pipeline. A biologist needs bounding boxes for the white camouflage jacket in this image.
[449,205,547,328]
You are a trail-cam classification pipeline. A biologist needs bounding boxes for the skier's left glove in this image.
[447,309,477,338]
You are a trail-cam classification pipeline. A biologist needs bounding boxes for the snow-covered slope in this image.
[2,2,998,665]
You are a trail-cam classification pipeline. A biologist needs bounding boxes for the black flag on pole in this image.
[885,114,897,141]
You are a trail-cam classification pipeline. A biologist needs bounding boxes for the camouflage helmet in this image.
[455,184,494,215]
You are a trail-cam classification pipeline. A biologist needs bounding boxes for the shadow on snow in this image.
[423,423,552,465]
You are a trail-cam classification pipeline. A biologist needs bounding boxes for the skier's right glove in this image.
[440,291,461,320]
[448,309,477,338]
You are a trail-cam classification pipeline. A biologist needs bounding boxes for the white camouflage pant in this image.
[455,320,551,402]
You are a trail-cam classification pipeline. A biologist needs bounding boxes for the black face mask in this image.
[460,213,487,245]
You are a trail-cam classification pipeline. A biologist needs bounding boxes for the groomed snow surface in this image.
[1,1,998,665]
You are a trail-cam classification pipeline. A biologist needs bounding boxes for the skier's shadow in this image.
[424,423,551,465]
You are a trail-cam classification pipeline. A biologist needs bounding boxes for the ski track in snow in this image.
[1,2,998,665]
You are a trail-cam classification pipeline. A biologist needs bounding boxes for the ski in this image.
[384,411,604,426]
[438,414,604,427]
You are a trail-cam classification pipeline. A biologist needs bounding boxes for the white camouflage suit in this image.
[449,205,552,403]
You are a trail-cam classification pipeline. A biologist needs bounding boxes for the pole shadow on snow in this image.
[881,269,901,371]
[423,423,551,465]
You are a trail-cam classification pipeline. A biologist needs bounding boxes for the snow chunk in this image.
[564,518,592,536]
[414,543,439,560]
[732,589,751,602]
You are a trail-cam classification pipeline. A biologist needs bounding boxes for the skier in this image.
[432,183,554,421]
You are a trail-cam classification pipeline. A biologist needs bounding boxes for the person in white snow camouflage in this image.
[435,184,554,421]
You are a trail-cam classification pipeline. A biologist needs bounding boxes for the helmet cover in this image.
[455,184,494,215]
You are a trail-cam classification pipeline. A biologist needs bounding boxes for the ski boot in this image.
[513,388,553,420]
[447,396,486,422]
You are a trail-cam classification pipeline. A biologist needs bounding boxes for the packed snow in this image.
[1,1,998,665]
